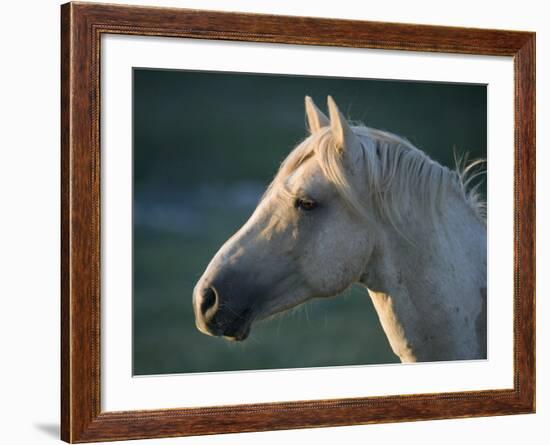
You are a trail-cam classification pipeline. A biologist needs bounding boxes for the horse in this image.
[192,96,487,363]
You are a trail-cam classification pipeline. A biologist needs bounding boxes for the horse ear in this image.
[305,96,330,134]
[327,95,358,152]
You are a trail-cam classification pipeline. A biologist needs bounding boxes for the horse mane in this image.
[269,125,486,232]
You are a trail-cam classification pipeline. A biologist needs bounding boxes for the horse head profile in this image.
[193,96,486,363]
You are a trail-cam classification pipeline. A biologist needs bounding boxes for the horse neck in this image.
[360,186,487,363]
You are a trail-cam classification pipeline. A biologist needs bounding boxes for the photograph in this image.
[132,69,487,375]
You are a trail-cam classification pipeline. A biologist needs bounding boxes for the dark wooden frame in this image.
[61,1,536,442]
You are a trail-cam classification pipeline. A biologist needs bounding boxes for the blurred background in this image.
[133,68,486,375]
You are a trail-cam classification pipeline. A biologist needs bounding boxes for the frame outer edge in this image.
[62,2,101,442]
[60,2,72,442]
[515,33,536,413]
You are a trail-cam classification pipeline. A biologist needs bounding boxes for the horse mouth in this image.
[197,307,254,341]
[220,309,253,341]
[223,323,251,341]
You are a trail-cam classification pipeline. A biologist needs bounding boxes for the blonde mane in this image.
[268,125,486,232]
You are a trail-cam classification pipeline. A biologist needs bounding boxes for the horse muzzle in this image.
[193,284,253,341]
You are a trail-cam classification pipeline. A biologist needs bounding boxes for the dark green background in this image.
[133,68,486,375]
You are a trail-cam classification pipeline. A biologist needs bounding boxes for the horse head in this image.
[192,96,377,340]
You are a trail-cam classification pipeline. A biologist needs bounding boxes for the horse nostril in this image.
[200,287,218,317]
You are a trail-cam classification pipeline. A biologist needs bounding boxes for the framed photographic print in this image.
[61,2,535,442]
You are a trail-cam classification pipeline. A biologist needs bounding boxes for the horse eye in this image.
[295,198,318,211]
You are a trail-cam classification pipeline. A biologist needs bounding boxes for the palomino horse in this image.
[193,96,487,363]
